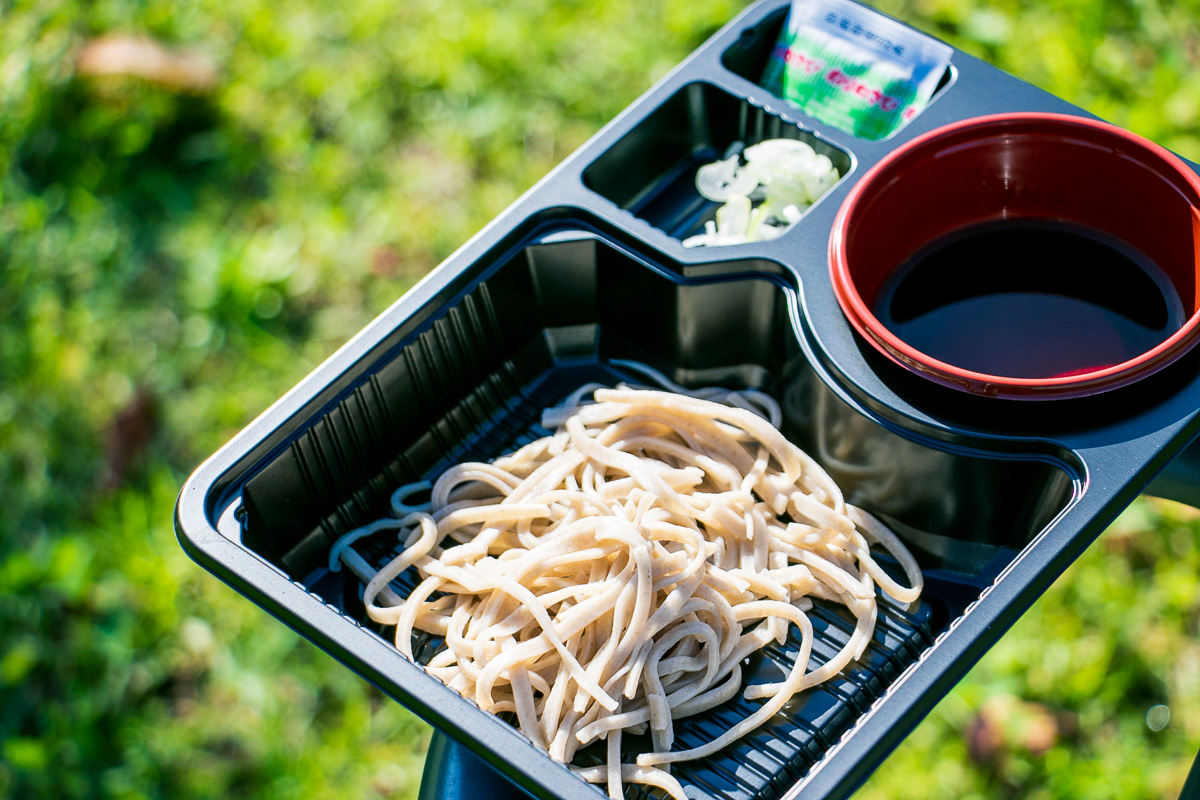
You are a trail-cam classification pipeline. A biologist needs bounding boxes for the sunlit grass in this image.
[1,0,1198,798]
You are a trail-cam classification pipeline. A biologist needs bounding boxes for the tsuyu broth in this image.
[874,220,1186,379]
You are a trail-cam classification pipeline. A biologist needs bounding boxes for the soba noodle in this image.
[330,378,922,800]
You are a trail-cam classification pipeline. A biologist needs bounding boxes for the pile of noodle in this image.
[330,379,922,800]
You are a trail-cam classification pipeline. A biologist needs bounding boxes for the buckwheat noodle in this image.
[330,375,922,800]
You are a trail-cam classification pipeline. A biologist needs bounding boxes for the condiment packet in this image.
[760,0,953,140]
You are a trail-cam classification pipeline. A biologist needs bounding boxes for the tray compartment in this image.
[233,227,1075,800]
[582,83,851,243]
[720,9,955,130]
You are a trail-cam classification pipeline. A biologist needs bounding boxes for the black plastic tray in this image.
[174,2,1200,799]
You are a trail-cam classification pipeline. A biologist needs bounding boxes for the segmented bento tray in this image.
[176,2,1200,799]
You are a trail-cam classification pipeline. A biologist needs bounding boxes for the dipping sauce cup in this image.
[830,112,1200,399]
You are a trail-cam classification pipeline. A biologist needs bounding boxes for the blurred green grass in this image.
[1,0,1198,798]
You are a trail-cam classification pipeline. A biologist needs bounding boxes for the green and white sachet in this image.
[760,0,953,140]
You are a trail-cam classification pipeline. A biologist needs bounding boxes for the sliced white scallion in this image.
[685,138,841,248]
[695,155,758,202]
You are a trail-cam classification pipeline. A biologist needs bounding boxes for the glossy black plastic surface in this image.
[1183,747,1200,800]
[420,733,533,800]
[174,2,1200,800]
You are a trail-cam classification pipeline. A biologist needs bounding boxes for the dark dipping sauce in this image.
[874,221,1186,379]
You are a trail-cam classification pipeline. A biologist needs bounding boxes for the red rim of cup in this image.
[829,111,1200,400]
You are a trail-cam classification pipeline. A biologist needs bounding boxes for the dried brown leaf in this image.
[966,706,1005,766]
[76,35,218,92]
[101,387,158,491]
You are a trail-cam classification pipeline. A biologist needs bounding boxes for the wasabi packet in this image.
[760,0,953,140]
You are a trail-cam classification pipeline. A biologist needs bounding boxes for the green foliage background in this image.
[1,0,1198,798]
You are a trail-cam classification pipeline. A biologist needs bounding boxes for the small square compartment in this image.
[583,82,851,243]
[721,8,955,141]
